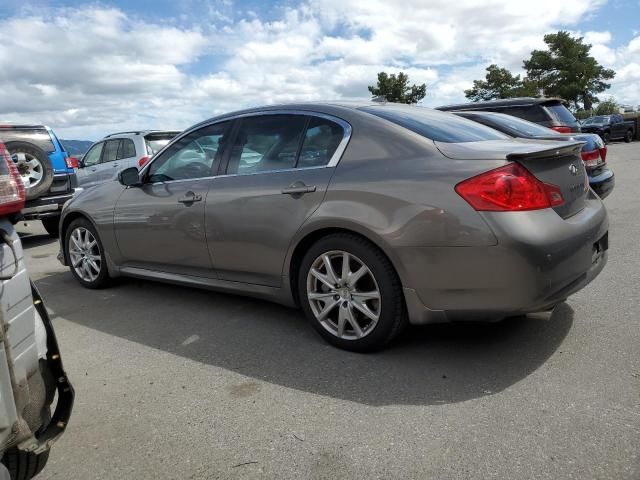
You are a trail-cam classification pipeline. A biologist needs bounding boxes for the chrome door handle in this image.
[281,184,317,195]
[177,191,203,205]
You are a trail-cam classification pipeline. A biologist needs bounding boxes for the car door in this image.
[75,141,104,188]
[610,115,623,138]
[98,139,123,182]
[206,113,349,287]
[113,121,231,278]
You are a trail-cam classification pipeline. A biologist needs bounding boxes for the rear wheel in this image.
[64,218,111,288]
[624,130,633,143]
[41,216,60,238]
[298,234,406,352]
[5,141,54,201]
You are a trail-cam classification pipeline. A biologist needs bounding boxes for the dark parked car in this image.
[0,125,78,237]
[580,114,635,143]
[58,103,608,352]
[453,111,614,199]
[437,97,581,133]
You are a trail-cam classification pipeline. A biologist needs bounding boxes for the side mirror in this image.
[76,158,85,168]
[118,167,142,187]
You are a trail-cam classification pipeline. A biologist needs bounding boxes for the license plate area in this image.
[592,231,608,264]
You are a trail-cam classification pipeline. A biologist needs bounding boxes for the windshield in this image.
[361,105,508,143]
[482,113,559,137]
[543,103,578,125]
[145,132,180,155]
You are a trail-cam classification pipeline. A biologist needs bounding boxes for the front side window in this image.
[226,115,307,175]
[82,142,104,167]
[147,122,230,183]
[298,117,344,168]
[102,139,121,163]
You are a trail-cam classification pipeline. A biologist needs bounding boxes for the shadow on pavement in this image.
[35,271,573,406]
[17,230,58,249]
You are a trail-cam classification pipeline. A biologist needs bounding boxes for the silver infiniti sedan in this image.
[58,102,609,352]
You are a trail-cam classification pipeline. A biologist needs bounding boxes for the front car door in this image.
[206,112,350,286]
[113,121,231,278]
[76,141,104,188]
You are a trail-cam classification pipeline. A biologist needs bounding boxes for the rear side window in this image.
[227,115,307,174]
[102,140,120,163]
[361,106,507,143]
[543,103,577,125]
[298,117,344,168]
[117,139,136,159]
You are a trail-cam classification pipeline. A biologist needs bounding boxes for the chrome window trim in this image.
[139,110,352,183]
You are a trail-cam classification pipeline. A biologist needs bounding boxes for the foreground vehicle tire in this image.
[1,448,49,480]
[624,130,633,143]
[41,216,60,238]
[64,218,111,288]
[5,141,54,201]
[298,233,406,352]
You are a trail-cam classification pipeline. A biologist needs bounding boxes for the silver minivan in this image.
[76,130,179,189]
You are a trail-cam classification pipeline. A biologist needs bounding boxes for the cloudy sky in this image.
[0,0,638,140]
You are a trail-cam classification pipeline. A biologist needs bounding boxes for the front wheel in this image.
[298,234,406,352]
[602,132,611,144]
[64,218,111,288]
[624,130,633,143]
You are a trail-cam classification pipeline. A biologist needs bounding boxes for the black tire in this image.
[5,142,54,201]
[1,448,49,480]
[40,216,60,238]
[297,233,406,352]
[64,217,111,288]
[602,132,611,144]
[624,130,633,143]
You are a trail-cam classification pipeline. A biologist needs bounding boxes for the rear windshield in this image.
[361,106,508,143]
[145,132,179,155]
[485,113,559,137]
[543,103,577,125]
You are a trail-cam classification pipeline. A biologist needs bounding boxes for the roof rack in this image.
[103,131,146,138]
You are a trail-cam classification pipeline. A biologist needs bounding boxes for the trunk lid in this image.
[436,139,589,218]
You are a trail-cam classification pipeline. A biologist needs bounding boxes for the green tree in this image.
[595,98,620,115]
[368,72,426,104]
[465,64,539,101]
[523,31,615,110]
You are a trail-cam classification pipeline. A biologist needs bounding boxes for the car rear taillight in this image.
[581,150,601,168]
[66,156,79,168]
[138,156,150,168]
[599,146,607,162]
[551,126,573,134]
[455,162,564,212]
[0,143,25,216]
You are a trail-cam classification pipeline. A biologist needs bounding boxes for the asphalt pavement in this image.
[18,142,640,479]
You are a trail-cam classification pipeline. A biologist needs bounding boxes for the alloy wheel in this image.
[12,152,44,189]
[68,227,102,282]
[306,250,381,340]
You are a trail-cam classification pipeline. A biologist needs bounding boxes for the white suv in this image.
[0,141,73,479]
[76,130,179,189]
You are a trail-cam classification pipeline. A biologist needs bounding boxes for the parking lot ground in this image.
[18,142,640,479]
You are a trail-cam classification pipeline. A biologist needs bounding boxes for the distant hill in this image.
[60,139,93,156]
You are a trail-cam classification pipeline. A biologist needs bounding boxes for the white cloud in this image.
[1,0,637,139]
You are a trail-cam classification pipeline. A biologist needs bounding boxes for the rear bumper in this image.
[22,192,74,219]
[399,194,609,324]
[589,167,614,199]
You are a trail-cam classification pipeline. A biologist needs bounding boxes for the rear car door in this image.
[98,139,122,182]
[206,113,349,286]
[113,121,231,278]
[75,141,104,188]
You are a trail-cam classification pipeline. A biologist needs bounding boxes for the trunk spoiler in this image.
[435,139,585,161]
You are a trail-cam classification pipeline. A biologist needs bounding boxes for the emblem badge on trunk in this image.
[569,163,578,175]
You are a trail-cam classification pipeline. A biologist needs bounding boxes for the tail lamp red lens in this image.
[455,162,564,211]
[551,126,572,134]
[581,149,601,167]
[0,144,26,216]
[599,146,607,162]
[66,156,79,168]
[138,156,150,168]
